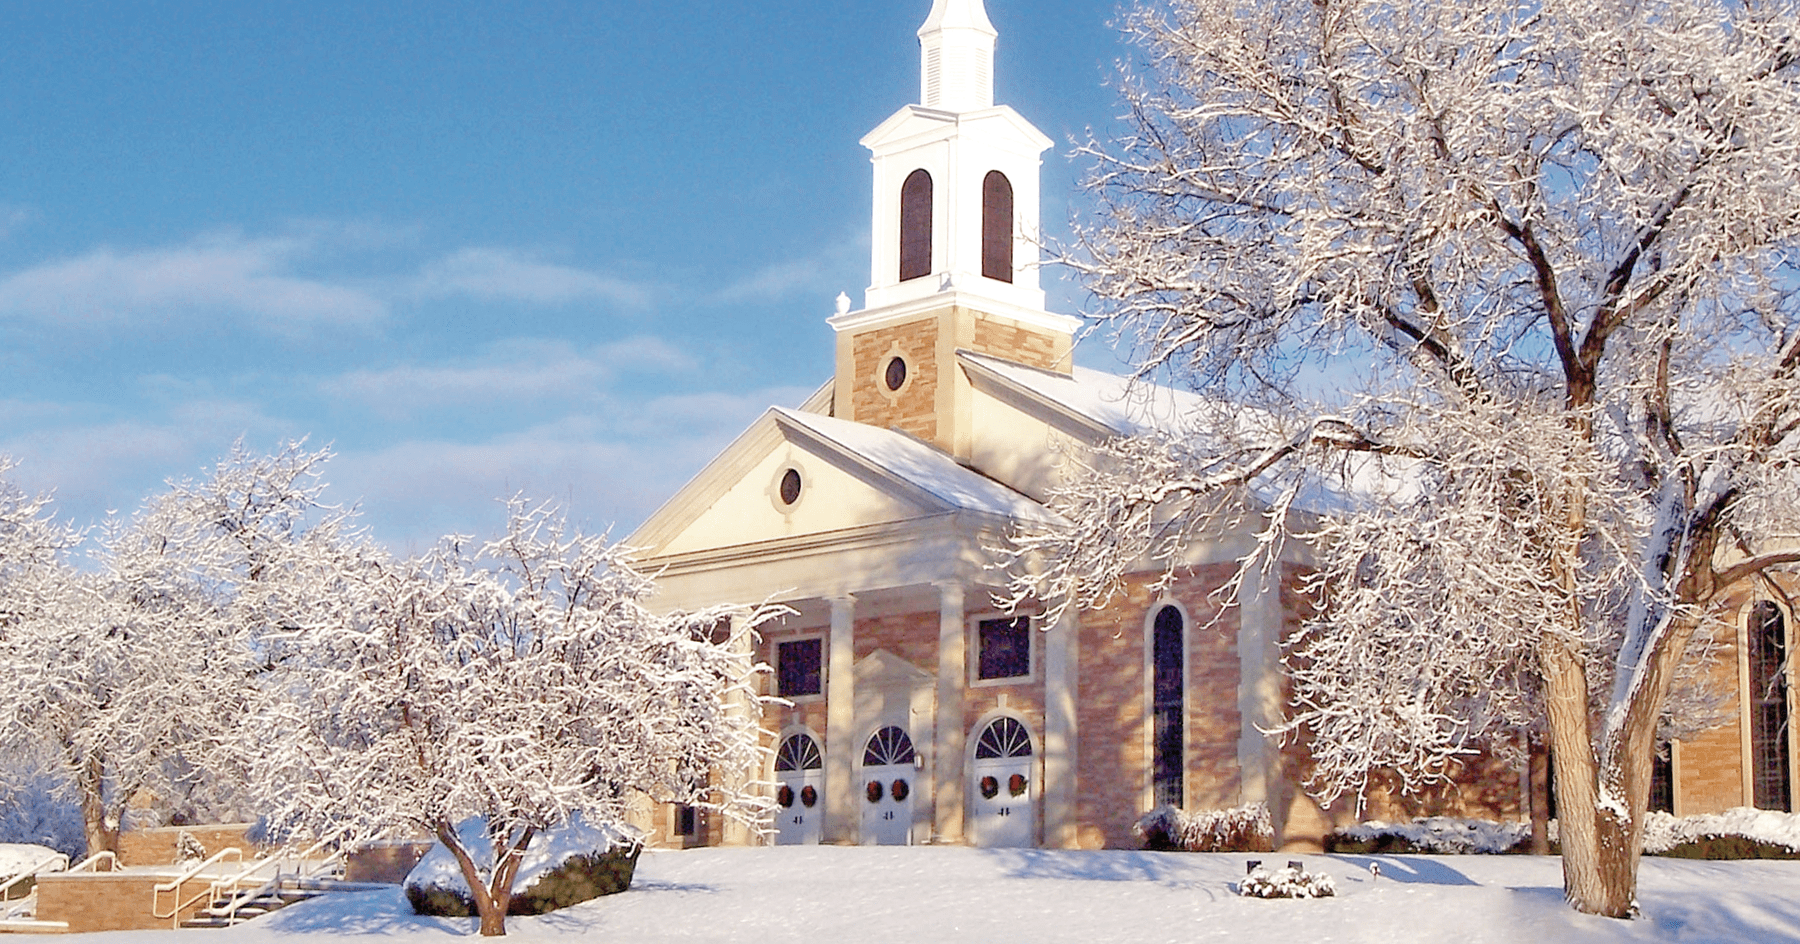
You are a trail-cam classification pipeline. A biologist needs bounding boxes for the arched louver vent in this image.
[900,169,934,282]
[775,734,823,772]
[974,717,1032,759]
[982,170,1014,283]
[863,726,916,767]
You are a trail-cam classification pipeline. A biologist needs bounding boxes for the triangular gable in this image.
[629,409,971,560]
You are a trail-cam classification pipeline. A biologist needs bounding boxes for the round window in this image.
[884,356,908,392]
[779,468,802,506]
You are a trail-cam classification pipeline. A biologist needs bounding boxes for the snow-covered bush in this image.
[1135,803,1274,852]
[1238,864,1337,899]
[1642,808,1800,859]
[404,816,641,918]
[1327,817,1531,855]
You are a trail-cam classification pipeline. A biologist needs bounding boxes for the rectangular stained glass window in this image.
[977,616,1031,680]
[777,638,823,698]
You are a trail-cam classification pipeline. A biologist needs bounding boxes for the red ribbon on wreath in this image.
[777,785,795,808]
[979,775,999,800]
[891,779,910,802]
[1008,773,1027,797]
[867,780,884,804]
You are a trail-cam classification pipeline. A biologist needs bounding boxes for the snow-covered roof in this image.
[957,351,1213,439]
[772,407,1064,526]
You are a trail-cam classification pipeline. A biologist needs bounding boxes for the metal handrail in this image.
[203,833,348,924]
[0,853,68,902]
[68,851,118,873]
[151,847,242,926]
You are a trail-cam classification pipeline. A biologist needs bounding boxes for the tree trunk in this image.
[435,821,509,937]
[1541,639,1638,917]
[76,754,119,858]
[1528,736,1551,856]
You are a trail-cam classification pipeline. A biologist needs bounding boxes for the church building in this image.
[626,0,1329,851]
[626,0,1798,850]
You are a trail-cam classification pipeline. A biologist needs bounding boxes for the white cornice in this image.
[828,288,1082,339]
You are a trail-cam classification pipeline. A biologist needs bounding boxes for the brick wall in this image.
[36,872,213,932]
[118,824,259,867]
[853,611,938,672]
[1074,566,1242,849]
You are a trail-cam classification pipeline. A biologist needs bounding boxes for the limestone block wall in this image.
[850,318,939,442]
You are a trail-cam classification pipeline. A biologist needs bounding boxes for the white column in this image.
[932,582,967,843]
[825,595,858,844]
[719,613,755,847]
[1237,568,1284,812]
[1042,605,1079,848]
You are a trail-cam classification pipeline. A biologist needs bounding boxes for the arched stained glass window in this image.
[863,726,916,767]
[974,717,1033,759]
[900,169,934,282]
[982,171,1014,283]
[1749,601,1791,811]
[1152,605,1184,808]
[775,734,823,772]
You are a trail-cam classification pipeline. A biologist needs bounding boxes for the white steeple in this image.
[918,0,998,112]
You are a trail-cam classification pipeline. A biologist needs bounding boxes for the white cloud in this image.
[320,336,699,420]
[0,232,387,332]
[325,384,812,549]
[709,230,868,305]
[414,248,652,308]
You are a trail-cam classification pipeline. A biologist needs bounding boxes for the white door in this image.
[970,717,1034,848]
[860,725,916,846]
[774,734,824,846]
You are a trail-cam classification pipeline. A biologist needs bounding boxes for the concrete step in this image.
[0,919,70,934]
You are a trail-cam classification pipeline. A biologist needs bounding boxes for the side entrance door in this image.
[970,717,1034,848]
[860,725,916,845]
[774,733,823,845]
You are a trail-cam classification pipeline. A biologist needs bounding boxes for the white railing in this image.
[68,851,118,873]
[196,834,349,926]
[151,848,242,927]
[0,852,68,903]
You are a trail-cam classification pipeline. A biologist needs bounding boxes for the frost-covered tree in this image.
[247,499,778,936]
[0,444,353,855]
[1008,0,1800,917]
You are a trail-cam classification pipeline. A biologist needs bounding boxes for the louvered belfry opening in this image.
[982,170,1014,283]
[900,169,934,282]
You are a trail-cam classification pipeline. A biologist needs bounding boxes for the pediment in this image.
[855,648,934,689]
[628,410,951,561]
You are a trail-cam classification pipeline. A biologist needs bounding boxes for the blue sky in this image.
[0,0,1134,552]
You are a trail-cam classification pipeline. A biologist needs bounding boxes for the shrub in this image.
[1238,864,1336,899]
[1325,817,1531,855]
[1134,802,1274,852]
[1642,808,1800,860]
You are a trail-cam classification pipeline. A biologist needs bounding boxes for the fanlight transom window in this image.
[775,734,824,772]
[863,726,917,767]
[974,717,1033,759]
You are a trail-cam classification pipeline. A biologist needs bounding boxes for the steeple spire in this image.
[918,0,998,112]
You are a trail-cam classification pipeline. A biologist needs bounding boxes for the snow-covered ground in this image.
[39,846,1800,943]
